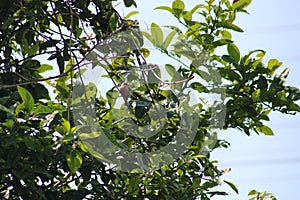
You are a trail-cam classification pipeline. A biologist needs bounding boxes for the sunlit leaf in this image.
[155,6,173,14]
[38,64,53,73]
[163,30,176,49]
[267,59,282,74]
[66,151,82,173]
[220,21,244,32]
[151,23,164,46]
[232,0,252,11]
[142,31,154,44]
[257,125,274,136]
[124,11,139,19]
[183,11,192,24]
[172,0,185,17]
[252,89,261,102]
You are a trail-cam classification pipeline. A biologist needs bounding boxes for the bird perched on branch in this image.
[119,82,131,102]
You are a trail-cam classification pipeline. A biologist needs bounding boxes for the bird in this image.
[119,82,131,102]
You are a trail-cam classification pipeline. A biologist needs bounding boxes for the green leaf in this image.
[289,86,300,101]
[151,23,164,47]
[190,4,205,14]
[33,105,53,114]
[142,31,154,44]
[221,21,244,32]
[267,59,282,74]
[232,0,252,11]
[17,86,35,113]
[221,55,235,63]
[155,6,173,14]
[227,43,240,62]
[276,91,286,101]
[221,30,232,40]
[163,25,183,34]
[124,11,139,19]
[213,39,232,47]
[191,82,209,93]
[57,54,65,74]
[252,89,261,102]
[109,12,118,30]
[62,118,71,134]
[248,189,258,196]
[106,89,119,108]
[37,64,53,73]
[287,102,300,112]
[79,131,101,140]
[257,125,274,136]
[219,68,241,81]
[66,151,82,173]
[147,65,161,84]
[102,127,122,149]
[257,76,268,90]
[0,105,14,116]
[224,180,239,194]
[183,11,192,24]
[23,136,41,151]
[277,67,290,79]
[163,30,176,49]
[140,48,150,58]
[22,59,41,70]
[124,0,137,7]
[207,191,228,197]
[165,64,176,77]
[128,176,140,194]
[172,0,185,17]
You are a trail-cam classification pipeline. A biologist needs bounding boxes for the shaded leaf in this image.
[165,64,176,77]
[124,0,137,7]
[17,86,35,113]
[191,82,209,93]
[227,43,240,62]
[57,54,65,74]
[0,105,14,116]
[224,180,239,194]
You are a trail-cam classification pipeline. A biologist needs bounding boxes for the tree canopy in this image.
[0,0,299,199]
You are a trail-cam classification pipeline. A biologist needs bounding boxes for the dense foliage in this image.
[0,0,299,199]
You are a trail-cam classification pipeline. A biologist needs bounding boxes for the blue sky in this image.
[117,0,300,199]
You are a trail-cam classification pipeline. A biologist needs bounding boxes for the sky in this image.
[115,0,300,199]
